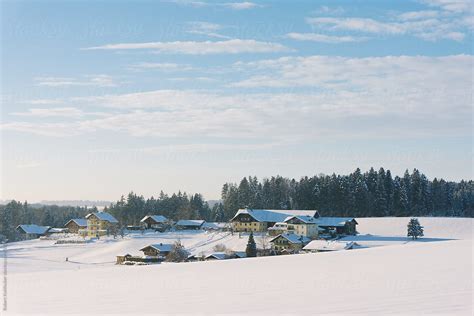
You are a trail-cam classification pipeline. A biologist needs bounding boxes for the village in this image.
[15,209,360,265]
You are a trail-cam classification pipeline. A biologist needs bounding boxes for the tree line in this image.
[220,168,473,219]
[1,167,472,242]
[0,201,89,242]
[104,192,215,225]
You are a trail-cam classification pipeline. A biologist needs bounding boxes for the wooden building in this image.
[231,209,320,233]
[317,217,358,236]
[139,243,173,257]
[284,216,319,238]
[140,215,169,230]
[64,218,87,234]
[16,224,51,240]
[270,233,311,253]
[175,220,205,230]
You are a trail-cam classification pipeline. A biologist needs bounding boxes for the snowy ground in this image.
[2,217,473,315]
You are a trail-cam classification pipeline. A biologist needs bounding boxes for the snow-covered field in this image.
[2,217,473,315]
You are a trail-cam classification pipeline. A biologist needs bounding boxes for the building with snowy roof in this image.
[140,215,169,230]
[174,220,205,230]
[205,252,228,260]
[231,209,320,233]
[16,224,51,239]
[317,217,358,236]
[64,218,88,234]
[140,243,174,257]
[270,233,311,253]
[84,212,119,238]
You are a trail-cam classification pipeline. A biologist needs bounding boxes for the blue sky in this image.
[1,0,472,202]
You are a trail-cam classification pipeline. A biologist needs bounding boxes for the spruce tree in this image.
[407,218,424,240]
[245,232,257,257]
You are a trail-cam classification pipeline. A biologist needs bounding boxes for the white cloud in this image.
[308,17,425,34]
[222,2,261,10]
[230,54,472,90]
[35,75,118,87]
[84,39,291,54]
[26,99,64,105]
[4,55,471,142]
[11,107,84,118]
[313,5,345,15]
[421,0,472,13]
[165,1,262,10]
[186,21,231,39]
[398,10,439,21]
[168,76,216,82]
[129,62,194,71]
[307,16,467,41]
[286,32,368,43]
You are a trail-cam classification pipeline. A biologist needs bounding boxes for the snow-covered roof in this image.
[232,209,319,223]
[317,217,358,227]
[140,215,168,223]
[48,228,67,233]
[65,218,88,227]
[268,224,288,231]
[284,215,318,224]
[175,220,205,227]
[205,252,227,260]
[233,251,247,258]
[303,240,355,251]
[270,233,311,244]
[85,212,118,223]
[202,222,228,229]
[16,224,50,235]
[140,243,173,253]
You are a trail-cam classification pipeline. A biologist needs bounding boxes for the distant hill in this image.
[37,200,112,208]
[0,199,112,208]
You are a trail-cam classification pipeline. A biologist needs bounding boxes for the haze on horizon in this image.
[1,0,472,202]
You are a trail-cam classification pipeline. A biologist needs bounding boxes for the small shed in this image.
[232,251,247,259]
[116,254,132,264]
[303,240,356,252]
[205,252,228,260]
[175,220,205,230]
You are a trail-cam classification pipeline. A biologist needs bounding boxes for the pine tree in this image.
[407,218,424,240]
[245,232,257,257]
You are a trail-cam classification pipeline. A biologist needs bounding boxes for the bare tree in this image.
[166,240,189,262]
[213,243,227,252]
